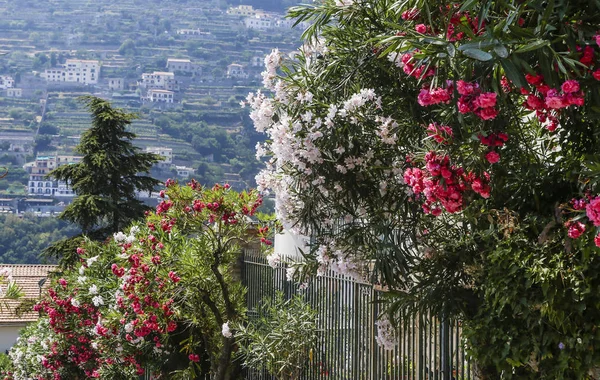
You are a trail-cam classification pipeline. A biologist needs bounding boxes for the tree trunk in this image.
[473,363,502,380]
[214,337,234,380]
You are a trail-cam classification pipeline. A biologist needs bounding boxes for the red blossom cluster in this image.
[564,196,600,246]
[522,74,585,131]
[417,83,453,106]
[456,80,499,120]
[401,8,419,21]
[33,290,103,379]
[404,152,491,216]
[426,123,453,144]
[399,51,435,79]
[446,11,484,41]
[478,132,509,164]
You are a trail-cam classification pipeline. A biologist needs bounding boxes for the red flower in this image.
[189,354,200,362]
[168,271,180,283]
[485,151,500,164]
[561,80,580,94]
[566,221,586,239]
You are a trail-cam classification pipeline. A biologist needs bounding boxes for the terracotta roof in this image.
[0,265,58,324]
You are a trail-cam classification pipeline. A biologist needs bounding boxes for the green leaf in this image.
[500,59,528,88]
[462,48,493,61]
[493,44,509,58]
[459,0,479,12]
[515,40,550,54]
[446,43,456,58]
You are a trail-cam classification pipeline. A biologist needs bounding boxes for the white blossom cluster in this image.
[248,47,408,288]
[222,322,233,338]
[9,318,54,380]
[375,315,398,350]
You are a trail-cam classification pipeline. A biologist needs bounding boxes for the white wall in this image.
[274,229,307,259]
[0,325,24,353]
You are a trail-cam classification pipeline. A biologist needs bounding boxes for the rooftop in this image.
[0,265,58,324]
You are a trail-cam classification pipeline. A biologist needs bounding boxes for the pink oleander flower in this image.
[485,151,500,164]
[594,69,600,81]
[417,89,434,106]
[561,80,580,94]
[418,87,452,106]
[415,24,427,33]
[564,92,585,107]
[526,94,544,110]
[474,92,497,108]
[545,96,565,109]
[580,45,595,66]
[595,234,600,247]
[586,197,600,226]
[426,123,453,144]
[471,176,491,198]
[525,73,544,86]
[571,198,587,210]
[401,8,419,20]
[478,107,499,120]
[456,80,476,95]
[567,221,585,239]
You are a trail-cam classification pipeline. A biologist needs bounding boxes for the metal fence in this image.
[241,250,474,380]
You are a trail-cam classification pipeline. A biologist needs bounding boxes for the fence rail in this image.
[241,250,474,380]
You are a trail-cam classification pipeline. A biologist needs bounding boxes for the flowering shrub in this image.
[9,181,274,380]
[235,293,318,380]
[248,0,600,378]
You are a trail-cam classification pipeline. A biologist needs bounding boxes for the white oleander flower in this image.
[222,322,232,338]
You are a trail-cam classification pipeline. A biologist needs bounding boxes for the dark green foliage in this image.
[46,97,160,265]
[0,214,79,264]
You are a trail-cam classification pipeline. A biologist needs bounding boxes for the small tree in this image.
[46,96,160,265]
[235,293,318,380]
[11,181,273,380]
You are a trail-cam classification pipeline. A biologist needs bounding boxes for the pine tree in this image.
[45,96,161,265]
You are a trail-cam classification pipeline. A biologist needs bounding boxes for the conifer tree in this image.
[45,96,160,265]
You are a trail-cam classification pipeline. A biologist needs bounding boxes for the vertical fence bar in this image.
[241,250,473,380]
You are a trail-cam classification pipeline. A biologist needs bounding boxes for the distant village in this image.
[0,3,306,214]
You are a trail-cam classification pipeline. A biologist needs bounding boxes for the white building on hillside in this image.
[227,64,248,79]
[139,71,178,91]
[145,89,174,103]
[146,147,173,169]
[23,155,82,196]
[227,5,259,17]
[175,165,195,178]
[6,88,22,97]
[42,59,100,85]
[0,75,14,89]
[176,29,215,40]
[245,16,272,30]
[166,58,201,74]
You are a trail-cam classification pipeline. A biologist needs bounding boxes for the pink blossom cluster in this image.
[33,288,104,378]
[426,123,453,144]
[401,8,419,20]
[478,132,509,164]
[404,152,491,216]
[564,196,600,247]
[456,80,499,120]
[522,74,585,131]
[397,52,435,79]
[417,84,453,107]
[446,11,484,41]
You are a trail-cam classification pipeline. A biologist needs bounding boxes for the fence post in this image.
[352,281,360,379]
[440,313,451,380]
